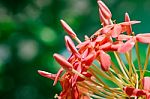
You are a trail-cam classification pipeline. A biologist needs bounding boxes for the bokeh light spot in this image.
[39,27,57,45]
[17,40,39,61]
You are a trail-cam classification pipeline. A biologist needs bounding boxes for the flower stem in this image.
[142,44,150,77]
[135,41,142,76]
[114,52,129,80]
[74,37,81,43]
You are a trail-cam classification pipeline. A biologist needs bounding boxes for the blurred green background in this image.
[0,0,150,99]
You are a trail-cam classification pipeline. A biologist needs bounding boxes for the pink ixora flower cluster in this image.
[38,0,150,99]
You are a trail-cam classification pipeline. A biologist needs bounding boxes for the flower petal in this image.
[120,21,141,26]
[125,13,132,35]
[80,95,90,99]
[72,64,82,86]
[82,51,96,66]
[99,42,111,51]
[98,50,111,71]
[53,68,64,86]
[123,87,146,97]
[118,38,135,53]
[76,40,90,49]
[81,49,89,59]
[111,24,122,38]
[117,34,132,41]
[100,25,113,34]
[142,77,150,91]
[110,41,123,51]
[136,33,150,43]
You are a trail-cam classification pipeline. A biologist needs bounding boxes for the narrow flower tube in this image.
[60,20,77,38]
[53,53,72,71]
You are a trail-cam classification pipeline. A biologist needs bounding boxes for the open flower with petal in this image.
[117,33,150,53]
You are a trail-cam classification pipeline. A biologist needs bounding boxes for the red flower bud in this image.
[38,70,56,80]
[60,20,77,38]
[53,53,72,71]
[99,8,110,26]
[97,0,112,20]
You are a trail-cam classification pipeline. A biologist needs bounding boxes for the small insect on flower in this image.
[90,34,98,41]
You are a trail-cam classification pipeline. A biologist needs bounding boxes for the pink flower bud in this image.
[53,53,72,71]
[97,0,112,20]
[99,8,110,26]
[38,70,56,80]
[60,20,77,38]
